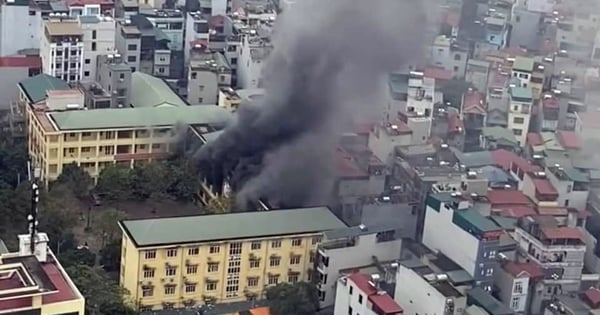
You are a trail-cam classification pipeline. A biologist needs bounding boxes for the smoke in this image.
[194,0,435,209]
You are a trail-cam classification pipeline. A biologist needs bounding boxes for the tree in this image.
[59,248,96,268]
[96,165,132,201]
[166,158,199,201]
[55,163,93,198]
[95,208,127,245]
[99,239,121,272]
[266,282,319,315]
[129,163,171,200]
[65,264,135,315]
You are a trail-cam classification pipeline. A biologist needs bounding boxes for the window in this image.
[145,250,156,259]
[515,15,520,22]
[188,247,199,255]
[191,72,197,79]
[165,266,176,276]
[268,275,279,285]
[511,297,520,309]
[142,286,153,297]
[166,248,177,257]
[128,44,137,50]
[514,281,523,294]
[91,42,96,51]
[187,265,198,274]
[209,245,220,254]
[512,128,523,136]
[358,294,363,304]
[164,285,176,295]
[198,85,205,91]
[291,238,302,247]
[513,117,525,124]
[143,268,155,278]
[84,71,90,77]
[270,256,281,267]
[250,260,260,268]
[158,67,165,74]
[513,105,519,111]
[185,284,196,293]
[290,255,301,265]
[206,282,217,291]
[251,241,261,250]
[312,237,321,245]
[453,66,459,72]
[248,277,259,287]
[486,268,494,276]
[348,307,353,315]
[349,286,353,295]
[567,185,572,193]
[454,54,461,61]
[198,97,203,103]
[489,250,496,259]
[92,30,96,39]
[309,252,315,263]
[271,240,281,248]
[127,56,136,62]
[85,58,90,64]
[231,57,237,64]
[288,274,299,283]
[229,242,242,255]
[207,263,219,273]
[565,199,570,207]
[307,270,313,281]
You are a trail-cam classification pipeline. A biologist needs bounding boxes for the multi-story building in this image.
[386,71,436,124]
[141,9,184,52]
[188,51,231,104]
[507,87,533,146]
[520,171,559,207]
[80,53,132,108]
[118,207,348,311]
[422,192,503,290]
[0,56,41,110]
[0,0,42,56]
[0,232,85,314]
[545,164,589,210]
[26,102,231,182]
[495,260,544,313]
[66,0,113,17]
[115,0,139,18]
[314,224,402,307]
[333,273,403,315]
[430,35,468,79]
[514,215,587,314]
[237,35,272,89]
[511,57,533,89]
[79,15,115,82]
[40,19,85,83]
[128,15,172,77]
[184,12,209,63]
[115,19,141,72]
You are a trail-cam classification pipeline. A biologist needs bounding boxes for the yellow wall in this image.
[120,231,321,311]
[26,104,178,183]
[41,298,85,315]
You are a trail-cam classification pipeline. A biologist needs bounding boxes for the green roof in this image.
[120,207,348,247]
[467,287,514,315]
[389,73,408,95]
[18,74,70,103]
[509,87,532,101]
[131,72,187,108]
[49,105,231,130]
[482,126,518,146]
[512,57,534,72]
[452,208,501,237]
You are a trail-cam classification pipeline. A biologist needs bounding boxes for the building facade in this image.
[79,15,116,82]
[507,87,533,146]
[40,19,85,83]
[118,207,347,311]
[333,273,403,315]
[0,0,42,56]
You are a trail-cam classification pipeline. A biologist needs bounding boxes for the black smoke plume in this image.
[194,0,434,209]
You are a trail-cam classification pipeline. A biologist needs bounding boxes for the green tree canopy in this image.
[99,239,121,272]
[96,165,132,200]
[266,282,320,315]
[54,163,93,198]
[94,208,127,244]
[59,248,96,268]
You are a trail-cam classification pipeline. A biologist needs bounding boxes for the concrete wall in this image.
[0,67,28,109]
[80,18,116,82]
[510,8,542,50]
[188,70,217,104]
[0,4,42,56]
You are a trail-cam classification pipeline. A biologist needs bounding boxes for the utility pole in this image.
[29,181,39,254]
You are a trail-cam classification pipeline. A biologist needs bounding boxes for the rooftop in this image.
[47,105,231,131]
[0,56,41,68]
[462,91,485,115]
[512,57,535,72]
[482,127,518,147]
[18,74,70,103]
[491,149,541,172]
[548,166,589,183]
[467,287,514,315]
[532,177,558,196]
[120,207,348,247]
[131,72,187,108]
[424,66,453,81]
[541,227,584,241]
[347,273,403,315]
[45,21,82,36]
[556,130,581,150]
[452,208,502,237]
[487,190,531,206]
[502,261,544,278]
[452,149,494,168]
[509,87,533,101]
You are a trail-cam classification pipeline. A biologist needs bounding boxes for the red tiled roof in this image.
[582,288,600,309]
[336,148,368,179]
[447,113,464,134]
[0,56,41,68]
[541,227,583,241]
[491,149,541,172]
[527,133,543,146]
[557,130,581,150]
[501,47,528,58]
[536,206,568,216]
[502,261,544,278]
[349,274,403,315]
[489,70,509,89]
[496,205,536,218]
[533,178,558,196]
[424,66,453,81]
[462,91,485,114]
[41,260,78,304]
[487,190,532,205]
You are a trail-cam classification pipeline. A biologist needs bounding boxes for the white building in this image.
[78,15,115,82]
[314,225,403,308]
[188,51,231,104]
[395,264,467,315]
[511,57,534,88]
[334,273,403,315]
[546,164,590,210]
[508,86,533,146]
[184,11,209,63]
[237,35,271,89]
[40,19,84,83]
[0,0,42,57]
[430,35,468,79]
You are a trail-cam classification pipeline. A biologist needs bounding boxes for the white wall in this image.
[0,4,42,56]
[422,202,479,276]
[495,268,529,313]
[188,70,218,104]
[334,277,377,315]
[80,18,116,82]
[0,67,29,109]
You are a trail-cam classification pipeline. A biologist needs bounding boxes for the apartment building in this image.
[508,87,533,146]
[141,9,184,51]
[430,35,468,79]
[546,165,589,210]
[26,103,230,182]
[40,19,85,83]
[118,207,348,311]
[0,0,42,56]
[494,260,544,313]
[66,0,113,17]
[184,12,209,63]
[513,215,587,314]
[423,193,503,290]
[237,35,272,89]
[79,15,115,82]
[188,51,231,104]
[0,233,85,314]
[333,273,403,315]
[314,224,402,307]
[115,19,141,72]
